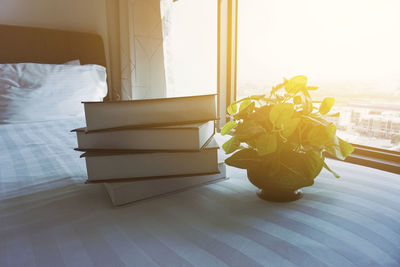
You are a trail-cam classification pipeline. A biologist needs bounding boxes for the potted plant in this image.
[221,75,354,202]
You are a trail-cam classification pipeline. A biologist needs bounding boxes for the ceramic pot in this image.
[247,168,305,202]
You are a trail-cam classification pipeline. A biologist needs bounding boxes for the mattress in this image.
[1,119,400,267]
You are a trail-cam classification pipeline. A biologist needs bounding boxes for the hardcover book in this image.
[83,94,217,132]
[104,163,227,206]
[73,121,215,151]
[83,138,219,182]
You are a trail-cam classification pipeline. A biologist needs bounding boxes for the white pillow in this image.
[0,63,107,123]
[64,59,81,65]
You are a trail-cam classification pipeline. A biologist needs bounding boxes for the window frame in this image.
[217,0,237,129]
[328,144,400,174]
[220,0,400,174]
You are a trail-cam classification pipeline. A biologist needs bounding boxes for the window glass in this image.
[161,0,217,97]
[237,0,400,151]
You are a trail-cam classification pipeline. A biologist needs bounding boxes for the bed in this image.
[1,25,400,267]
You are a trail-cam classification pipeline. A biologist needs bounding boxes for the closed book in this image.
[83,138,219,182]
[104,163,227,206]
[83,94,217,132]
[73,121,214,151]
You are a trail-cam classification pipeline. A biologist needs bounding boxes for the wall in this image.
[0,0,107,34]
[0,0,111,92]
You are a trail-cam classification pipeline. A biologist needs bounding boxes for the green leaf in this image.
[294,95,302,105]
[302,114,331,126]
[300,89,313,114]
[339,137,354,159]
[325,137,342,159]
[326,136,354,160]
[270,79,287,96]
[319,97,335,115]
[234,120,265,140]
[239,99,252,111]
[245,138,257,148]
[282,118,301,137]
[327,112,340,117]
[227,98,251,114]
[269,103,294,128]
[245,149,324,190]
[285,75,307,94]
[279,161,305,178]
[234,102,255,120]
[221,121,237,135]
[254,133,277,156]
[303,151,325,179]
[247,106,272,127]
[323,162,340,178]
[249,94,267,100]
[230,95,267,108]
[229,97,248,107]
[227,103,237,115]
[225,148,261,169]
[270,150,324,189]
[222,137,240,154]
[307,123,336,146]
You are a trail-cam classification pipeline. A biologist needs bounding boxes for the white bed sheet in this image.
[0,118,86,200]
[1,119,400,267]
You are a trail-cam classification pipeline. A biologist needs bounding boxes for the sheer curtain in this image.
[161,0,218,97]
[106,0,167,100]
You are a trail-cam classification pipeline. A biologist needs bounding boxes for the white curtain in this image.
[106,0,167,100]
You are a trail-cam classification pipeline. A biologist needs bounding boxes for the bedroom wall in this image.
[0,0,107,33]
[0,0,111,92]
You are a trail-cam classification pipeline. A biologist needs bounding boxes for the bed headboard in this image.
[0,24,106,66]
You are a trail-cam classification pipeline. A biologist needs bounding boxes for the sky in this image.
[237,0,400,95]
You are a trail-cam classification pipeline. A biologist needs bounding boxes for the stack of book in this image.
[73,94,226,205]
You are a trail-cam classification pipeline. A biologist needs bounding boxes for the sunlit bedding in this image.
[0,117,86,200]
[1,118,400,266]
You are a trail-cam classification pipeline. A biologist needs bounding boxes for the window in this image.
[161,0,217,97]
[236,0,400,152]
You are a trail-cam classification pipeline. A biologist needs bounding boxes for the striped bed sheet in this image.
[1,119,400,267]
[0,118,86,200]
